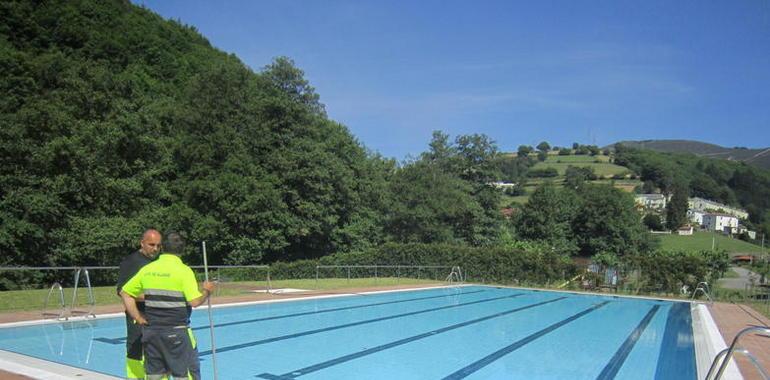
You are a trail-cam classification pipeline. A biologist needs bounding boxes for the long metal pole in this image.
[203,241,219,380]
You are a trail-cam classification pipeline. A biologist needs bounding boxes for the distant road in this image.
[718,266,762,290]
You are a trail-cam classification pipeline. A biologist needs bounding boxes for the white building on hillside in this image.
[688,197,748,220]
[702,213,739,234]
[634,194,667,211]
[687,209,705,226]
[489,182,517,189]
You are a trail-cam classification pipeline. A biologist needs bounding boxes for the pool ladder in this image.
[706,326,770,380]
[691,281,713,304]
[445,266,464,284]
[42,267,96,321]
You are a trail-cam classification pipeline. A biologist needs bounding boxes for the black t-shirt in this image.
[116,250,155,311]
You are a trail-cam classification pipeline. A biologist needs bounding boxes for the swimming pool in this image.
[0,285,704,379]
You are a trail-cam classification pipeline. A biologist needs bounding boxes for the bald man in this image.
[117,229,162,379]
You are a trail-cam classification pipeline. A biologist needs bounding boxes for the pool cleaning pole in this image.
[203,241,219,380]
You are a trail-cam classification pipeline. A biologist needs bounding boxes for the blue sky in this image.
[137,0,770,159]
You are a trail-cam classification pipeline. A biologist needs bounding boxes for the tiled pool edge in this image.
[693,303,743,380]
[0,349,120,380]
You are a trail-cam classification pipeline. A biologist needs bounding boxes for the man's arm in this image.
[189,281,216,308]
[116,257,130,296]
[120,290,148,325]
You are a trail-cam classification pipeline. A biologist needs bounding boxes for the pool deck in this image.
[1,286,769,379]
[709,302,770,380]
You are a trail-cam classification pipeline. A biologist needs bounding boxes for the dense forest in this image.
[0,0,516,268]
[0,0,761,285]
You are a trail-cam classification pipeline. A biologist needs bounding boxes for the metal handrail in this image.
[69,268,96,319]
[42,282,67,321]
[691,281,713,304]
[445,266,464,284]
[706,326,770,380]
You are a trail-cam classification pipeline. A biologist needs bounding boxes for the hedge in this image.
[262,243,578,285]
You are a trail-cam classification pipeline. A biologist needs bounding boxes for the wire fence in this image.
[0,264,457,316]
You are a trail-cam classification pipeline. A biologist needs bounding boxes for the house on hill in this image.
[634,194,667,211]
[687,209,705,225]
[688,197,748,220]
[702,213,739,234]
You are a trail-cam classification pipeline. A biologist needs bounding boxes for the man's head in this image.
[139,229,162,258]
[163,231,185,256]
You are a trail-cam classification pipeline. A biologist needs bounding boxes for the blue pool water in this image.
[0,286,696,379]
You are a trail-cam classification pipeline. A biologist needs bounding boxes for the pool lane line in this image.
[93,288,489,345]
[595,305,661,380]
[199,292,528,356]
[255,296,568,380]
[441,301,612,380]
[654,302,696,379]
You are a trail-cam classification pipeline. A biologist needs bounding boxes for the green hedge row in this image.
[262,243,578,285]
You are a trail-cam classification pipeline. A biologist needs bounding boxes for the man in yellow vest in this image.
[120,232,216,380]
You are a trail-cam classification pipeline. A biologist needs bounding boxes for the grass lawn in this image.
[0,278,441,313]
[658,231,770,254]
[508,195,530,204]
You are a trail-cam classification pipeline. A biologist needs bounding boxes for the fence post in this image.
[347,266,350,285]
[375,265,378,285]
[315,266,319,290]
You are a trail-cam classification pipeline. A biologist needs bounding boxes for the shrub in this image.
[527,168,558,178]
[260,243,578,285]
[626,249,729,294]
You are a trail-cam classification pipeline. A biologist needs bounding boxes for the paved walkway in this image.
[709,302,770,379]
[719,266,762,290]
[0,370,32,379]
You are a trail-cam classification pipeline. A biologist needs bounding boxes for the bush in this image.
[354,243,577,285]
[504,186,526,196]
[260,243,577,285]
[527,168,558,178]
[626,250,729,293]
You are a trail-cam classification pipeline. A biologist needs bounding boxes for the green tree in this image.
[536,141,550,152]
[642,214,664,231]
[572,184,651,256]
[517,145,533,157]
[386,162,482,244]
[262,56,325,116]
[515,183,580,254]
[666,182,689,230]
[564,166,596,189]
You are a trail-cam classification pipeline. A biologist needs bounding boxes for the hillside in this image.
[501,152,640,206]
[616,140,770,170]
[0,0,508,274]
